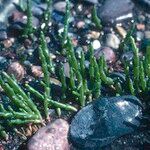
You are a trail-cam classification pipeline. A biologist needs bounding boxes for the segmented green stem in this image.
[91,6,102,29]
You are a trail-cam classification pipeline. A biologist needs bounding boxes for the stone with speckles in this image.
[69,96,143,150]
[27,119,69,150]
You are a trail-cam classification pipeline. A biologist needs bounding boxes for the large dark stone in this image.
[135,0,150,7]
[84,0,98,4]
[69,96,143,149]
[97,0,134,24]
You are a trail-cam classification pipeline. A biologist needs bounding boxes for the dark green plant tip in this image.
[22,0,34,38]
[91,6,102,30]
[42,0,52,33]
[0,125,8,140]
[62,0,70,45]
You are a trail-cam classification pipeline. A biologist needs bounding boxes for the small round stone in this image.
[7,62,26,81]
[0,31,7,41]
[92,40,101,49]
[105,33,120,49]
[94,47,116,63]
[31,66,43,78]
[53,1,73,13]
[144,31,150,39]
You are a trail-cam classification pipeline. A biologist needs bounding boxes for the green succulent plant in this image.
[58,35,150,107]
[23,0,34,38]
[0,0,150,140]
[42,0,52,33]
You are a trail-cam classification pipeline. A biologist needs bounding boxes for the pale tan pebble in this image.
[88,31,100,39]
[49,53,56,60]
[7,62,26,81]
[3,39,13,48]
[50,77,61,86]
[31,65,43,78]
[116,26,127,38]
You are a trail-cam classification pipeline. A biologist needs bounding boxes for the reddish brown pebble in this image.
[3,39,13,48]
[0,144,3,150]
[76,21,85,29]
[136,24,145,31]
[10,11,25,22]
[27,119,70,150]
[24,39,32,49]
[94,47,116,63]
[7,62,26,81]
[31,66,43,78]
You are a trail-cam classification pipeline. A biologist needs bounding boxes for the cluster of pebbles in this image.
[0,0,150,150]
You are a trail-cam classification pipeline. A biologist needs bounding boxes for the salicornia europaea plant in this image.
[91,6,102,30]
[0,72,42,128]
[124,36,150,95]
[42,0,52,33]
[59,33,150,106]
[26,31,77,114]
[61,0,70,51]
[23,0,34,37]
[59,37,114,107]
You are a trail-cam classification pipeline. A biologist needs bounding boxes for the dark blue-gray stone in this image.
[69,96,143,150]
[135,0,150,7]
[97,0,134,24]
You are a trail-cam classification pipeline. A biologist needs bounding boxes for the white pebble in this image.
[92,40,101,50]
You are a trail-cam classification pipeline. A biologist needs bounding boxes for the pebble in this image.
[92,40,101,49]
[136,31,144,41]
[54,1,73,13]
[121,51,136,63]
[9,11,39,30]
[83,0,98,4]
[27,119,70,150]
[76,21,85,29]
[69,96,143,149]
[31,6,44,18]
[0,22,7,41]
[3,39,13,48]
[135,0,150,8]
[63,62,70,78]
[0,31,7,41]
[0,0,19,22]
[116,26,127,38]
[7,62,26,81]
[0,144,3,150]
[105,33,120,49]
[24,39,32,49]
[97,0,134,24]
[144,31,150,39]
[88,31,100,39]
[0,56,8,70]
[31,65,43,78]
[136,24,145,31]
[94,47,116,63]
[9,11,25,23]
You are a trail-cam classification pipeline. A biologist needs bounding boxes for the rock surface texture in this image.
[97,0,134,24]
[27,119,70,150]
[69,96,143,150]
[135,0,150,7]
